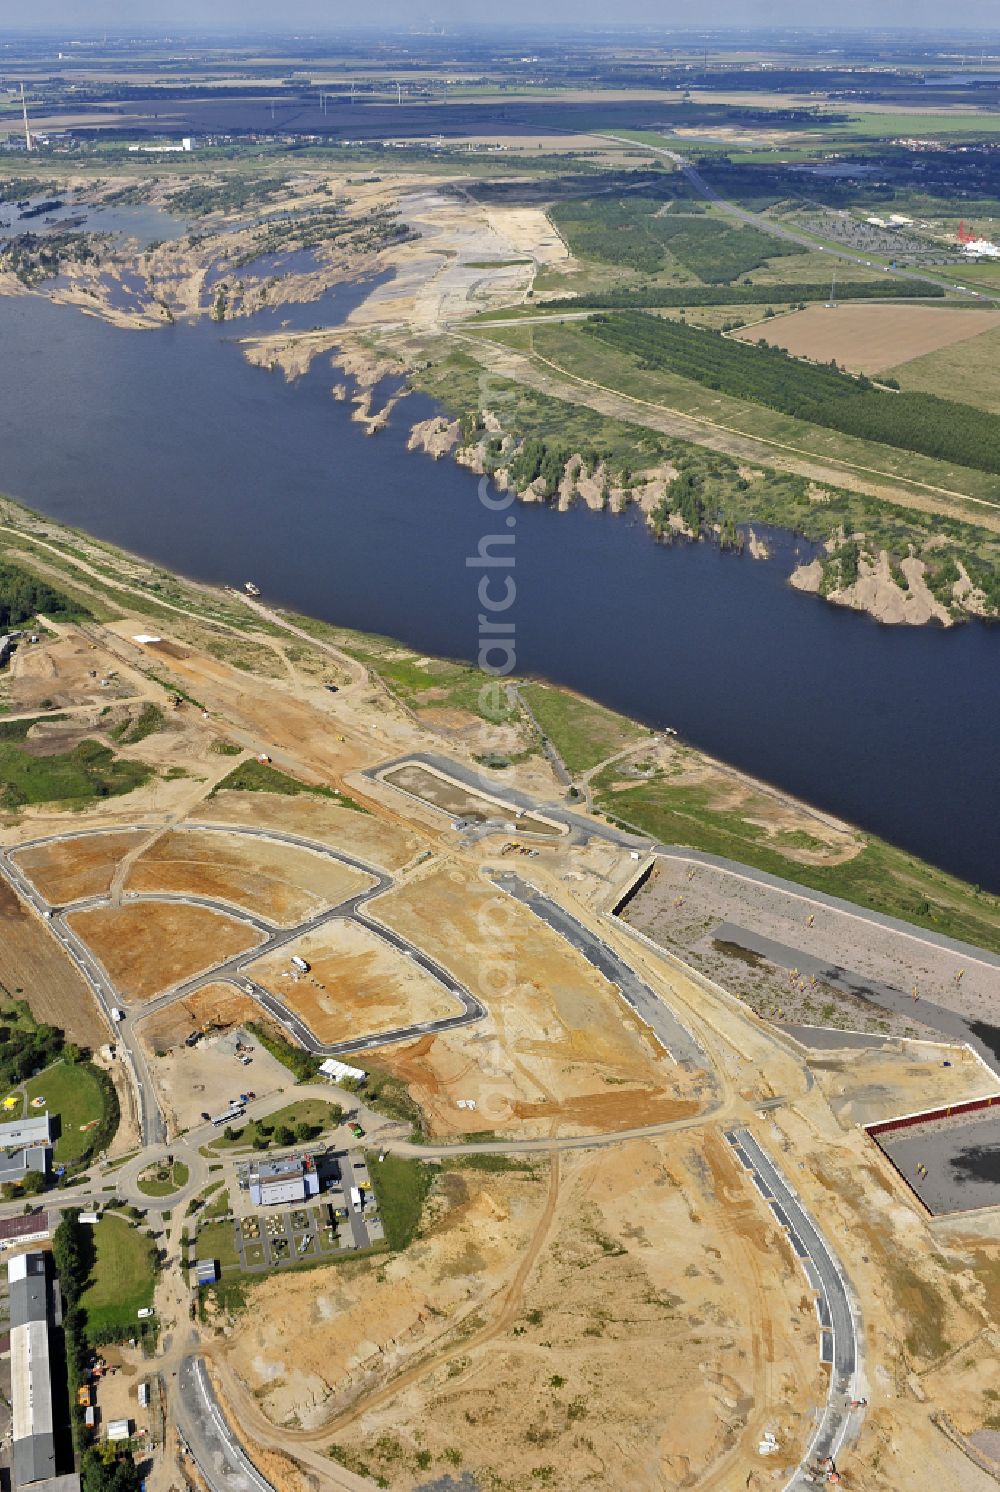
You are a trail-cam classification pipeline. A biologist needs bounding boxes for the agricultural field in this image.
[733,302,1000,375]
[890,322,1000,414]
[0,877,105,1048]
[67,901,264,1003]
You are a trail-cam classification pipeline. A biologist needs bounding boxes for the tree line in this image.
[544,280,945,310]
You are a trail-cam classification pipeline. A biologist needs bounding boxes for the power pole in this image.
[21,83,32,152]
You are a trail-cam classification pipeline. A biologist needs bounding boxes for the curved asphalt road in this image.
[726,1128,863,1486]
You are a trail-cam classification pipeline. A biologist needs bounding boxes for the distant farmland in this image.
[732,303,1000,375]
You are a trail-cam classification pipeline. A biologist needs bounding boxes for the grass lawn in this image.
[23,1061,108,1165]
[368,1154,437,1251]
[595,770,1000,953]
[136,1160,190,1197]
[79,1214,157,1335]
[195,1219,240,1272]
[520,682,650,776]
[209,1098,342,1151]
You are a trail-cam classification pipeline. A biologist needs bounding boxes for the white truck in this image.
[110,1008,125,1024]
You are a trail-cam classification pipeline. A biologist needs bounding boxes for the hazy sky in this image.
[4,0,1000,33]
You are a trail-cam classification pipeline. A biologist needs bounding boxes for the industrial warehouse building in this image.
[244,1153,320,1207]
[8,1251,80,1492]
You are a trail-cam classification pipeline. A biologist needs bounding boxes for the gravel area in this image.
[623,860,998,1037]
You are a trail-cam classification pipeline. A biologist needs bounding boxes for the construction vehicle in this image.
[349,1122,364,1139]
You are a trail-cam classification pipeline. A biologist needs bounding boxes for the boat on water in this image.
[244,581,261,597]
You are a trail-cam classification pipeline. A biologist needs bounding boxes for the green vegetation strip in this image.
[0,555,91,627]
[542,281,946,310]
[369,1153,437,1250]
[598,771,1000,953]
[210,758,367,810]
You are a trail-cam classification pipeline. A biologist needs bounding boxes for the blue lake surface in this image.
[0,284,997,890]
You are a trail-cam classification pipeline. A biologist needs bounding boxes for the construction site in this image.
[0,512,998,1492]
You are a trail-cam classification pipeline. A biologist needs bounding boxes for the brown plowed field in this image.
[126,830,374,926]
[732,302,1000,373]
[14,831,146,906]
[0,879,106,1047]
[244,920,462,1043]
[368,867,695,1137]
[200,794,419,870]
[68,902,263,1003]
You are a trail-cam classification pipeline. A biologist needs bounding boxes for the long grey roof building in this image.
[8,1251,81,1492]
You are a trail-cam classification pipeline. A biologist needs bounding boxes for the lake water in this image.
[0,286,998,891]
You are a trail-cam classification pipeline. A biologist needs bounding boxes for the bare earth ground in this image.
[369,864,700,1137]
[126,828,376,927]
[0,878,107,1047]
[0,626,149,712]
[809,1044,990,1128]
[732,303,1000,374]
[14,830,148,906]
[224,1134,820,1491]
[383,763,562,835]
[143,1023,289,1135]
[138,982,266,1050]
[244,920,463,1044]
[201,792,420,872]
[67,901,264,1003]
[624,859,999,1025]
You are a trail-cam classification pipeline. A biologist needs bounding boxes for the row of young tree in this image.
[53,1212,142,1492]
[585,312,1000,476]
[545,280,945,310]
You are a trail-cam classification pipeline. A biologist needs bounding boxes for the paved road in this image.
[491,871,706,1068]
[726,1128,862,1484]
[176,1356,275,1492]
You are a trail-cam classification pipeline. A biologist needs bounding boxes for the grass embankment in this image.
[78,1213,157,1335]
[210,758,367,810]
[24,1058,117,1166]
[369,1154,437,1250]
[520,682,650,775]
[0,718,152,811]
[109,702,164,745]
[598,770,1000,953]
